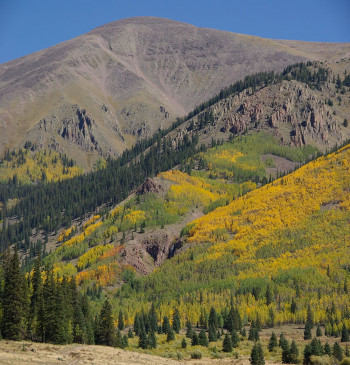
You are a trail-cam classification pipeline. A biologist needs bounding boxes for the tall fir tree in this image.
[95,299,115,346]
[1,248,26,340]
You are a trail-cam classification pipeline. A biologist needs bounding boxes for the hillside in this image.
[1,17,350,168]
[114,143,350,325]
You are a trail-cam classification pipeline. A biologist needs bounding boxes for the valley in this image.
[0,18,349,364]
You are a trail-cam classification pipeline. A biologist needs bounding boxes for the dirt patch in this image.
[262,154,299,178]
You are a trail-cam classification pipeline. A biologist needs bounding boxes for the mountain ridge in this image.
[1,17,350,169]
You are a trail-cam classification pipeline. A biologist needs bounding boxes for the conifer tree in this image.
[345,344,349,357]
[148,331,157,349]
[250,342,265,365]
[232,330,240,348]
[223,333,233,352]
[138,328,148,349]
[192,332,199,346]
[166,326,175,342]
[118,310,124,331]
[186,321,194,338]
[266,285,273,306]
[316,325,322,337]
[96,299,115,346]
[134,314,141,336]
[282,339,290,364]
[208,307,218,342]
[249,320,259,341]
[172,307,181,333]
[181,338,187,348]
[1,248,25,340]
[162,315,171,334]
[323,342,332,356]
[333,342,344,361]
[289,340,299,364]
[341,323,349,342]
[198,329,208,347]
[268,332,278,352]
[304,322,312,340]
[279,333,288,351]
[148,303,158,333]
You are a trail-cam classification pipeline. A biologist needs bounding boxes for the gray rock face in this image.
[0,17,349,168]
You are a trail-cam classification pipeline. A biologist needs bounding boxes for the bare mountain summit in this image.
[1,17,349,169]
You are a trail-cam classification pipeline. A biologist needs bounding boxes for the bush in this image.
[191,350,203,359]
[309,355,331,365]
[340,359,350,365]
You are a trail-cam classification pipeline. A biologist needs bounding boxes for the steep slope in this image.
[116,143,350,325]
[1,17,350,168]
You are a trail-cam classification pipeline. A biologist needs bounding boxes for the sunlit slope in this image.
[125,144,350,325]
[186,145,350,268]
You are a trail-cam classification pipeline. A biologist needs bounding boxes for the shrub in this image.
[191,350,203,359]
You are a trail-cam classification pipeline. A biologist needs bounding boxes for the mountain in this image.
[1,17,350,169]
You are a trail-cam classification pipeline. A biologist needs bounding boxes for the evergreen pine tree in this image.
[266,285,273,306]
[186,321,194,338]
[268,332,278,352]
[198,329,208,347]
[223,333,233,352]
[232,330,240,348]
[333,342,343,361]
[192,332,199,346]
[304,322,312,340]
[115,328,123,348]
[122,335,128,348]
[303,344,312,365]
[118,310,124,331]
[250,342,265,365]
[138,328,148,349]
[181,338,187,348]
[291,298,297,314]
[128,328,134,338]
[134,314,141,336]
[162,315,171,334]
[208,307,218,342]
[323,342,332,356]
[96,299,115,346]
[341,323,349,342]
[148,303,158,333]
[282,339,290,364]
[289,340,299,364]
[249,321,259,341]
[316,325,322,337]
[1,248,25,340]
[172,307,181,333]
[148,331,157,349]
[166,326,175,342]
[279,333,288,351]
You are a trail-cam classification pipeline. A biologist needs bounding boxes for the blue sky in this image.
[0,0,349,64]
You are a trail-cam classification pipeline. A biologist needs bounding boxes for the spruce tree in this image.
[96,299,115,346]
[268,332,278,352]
[192,332,199,346]
[303,344,312,365]
[148,331,157,349]
[115,328,123,348]
[166,326,175,342]
[279,333,288,351]
[266,285,273,306]
[345,344,349,357]
[333,342,343,361]
[289,340,299,364]
[223,333,233,352]
[316,325,322,337]
[250,342,265,365]
[282,339,290,364]
[182,338,187,348]
[162,315,171,334]
[1,248,25,340]
[323,342,332,356]
[341,323,349,342]
[134,314,141,336]
[186,321,194,338]
[208,307,218,342]
[304,322,312,340]
[138,328,148,349]
[118,310,124,331]
[232,330,240,348]
[148,303,158,333]
[172,307,181,333]
[198,329,209,347]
